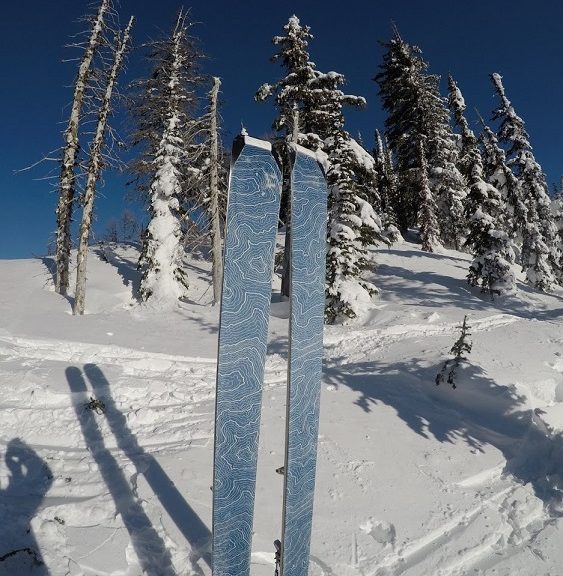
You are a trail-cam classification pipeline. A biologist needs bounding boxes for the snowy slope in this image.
[2,242,563,575]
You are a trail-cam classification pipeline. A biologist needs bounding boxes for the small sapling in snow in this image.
[436,315,472,389]
[85,396,106,414]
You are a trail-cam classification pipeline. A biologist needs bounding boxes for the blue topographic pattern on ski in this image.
[281,147,327,576]
[213,138,282,576]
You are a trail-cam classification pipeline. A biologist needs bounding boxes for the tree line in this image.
[51,4,563,323]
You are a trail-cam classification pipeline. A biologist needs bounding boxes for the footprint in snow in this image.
[359,518,396,548]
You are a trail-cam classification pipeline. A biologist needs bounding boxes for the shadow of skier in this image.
[67,364,212,571]
[83,363,212,569]
[0,438,52,575]
[66,367,177,576]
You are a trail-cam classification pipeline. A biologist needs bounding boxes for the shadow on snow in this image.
[325,357,563,514]
[66,364,211,575]
[0,439,52,574]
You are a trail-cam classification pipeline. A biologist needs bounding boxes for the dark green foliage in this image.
[417,141,440,252]
[447,75,478,182]
[436,316,472,389]
[490,73,558,290]
[375,32,466,247]
[259,15,387,323]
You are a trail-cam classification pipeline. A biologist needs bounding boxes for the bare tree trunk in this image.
[73,17,134,316]
[281,107,299,299]
[209,77,223,306]
[56,0,109,296]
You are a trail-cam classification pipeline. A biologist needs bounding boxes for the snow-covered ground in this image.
[3,241,563,575]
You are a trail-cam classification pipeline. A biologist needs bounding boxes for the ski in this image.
[212,134,282,576]
[280,144,327,576]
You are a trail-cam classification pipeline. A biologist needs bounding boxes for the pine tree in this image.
[463,131,515,296]
[325,131,388,323]
[135,11,198,304]
[417,141,440,252]
[256,16,318,143]
[256,15,317,237]
[551,190,563,281]
[447,75,477,183]
[313,71,390,322]
[256,16,365,297]
[491,73,558,290]
[375,31,466,248]
[129,10,200,203]
[290,60,385,322]
[258,15,390,321]
[479,118,527,244]
[373,130,401,242]
[375,32,425,232]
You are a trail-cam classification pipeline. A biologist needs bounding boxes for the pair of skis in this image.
[212,135,327,576]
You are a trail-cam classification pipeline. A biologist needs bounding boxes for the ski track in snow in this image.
[0,312,549,575]
[0,329,290,575]
[362,483,546,576]
[324,313,520,364]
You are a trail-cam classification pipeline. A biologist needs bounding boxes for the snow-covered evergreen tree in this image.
[463,135,515,296]
[375,31,466,248]
[313,71,390,322]
[325,131,388,324]
[479,120,527,245]
[129,10,200,204]
[374,130,401,242]
[433,133,467,251]
[551,191,563,281]
[256,16,318,143]
[417,141,440,252]
[491,73,558,290]
[135,11,198,304]
[447,76,477,183]
[258,15,387,320]
[256,15,318,235]
[256,16,365,297]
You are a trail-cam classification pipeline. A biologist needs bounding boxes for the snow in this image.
[243,134,272,151]
[347,137,376,170]
[4,241,563,574]
[290,142,318,161]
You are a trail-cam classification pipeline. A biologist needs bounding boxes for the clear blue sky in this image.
[1,0,562,258]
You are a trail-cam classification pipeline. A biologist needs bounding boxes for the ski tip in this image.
[231,134,273,163]
[289,142,329,175]
[243,135,272,151]
[289,142,317,159]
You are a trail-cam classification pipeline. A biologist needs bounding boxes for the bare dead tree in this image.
[74,16,134,315]
[208,77,223,305]
[56,0,110,296]
[280,106,300,299]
